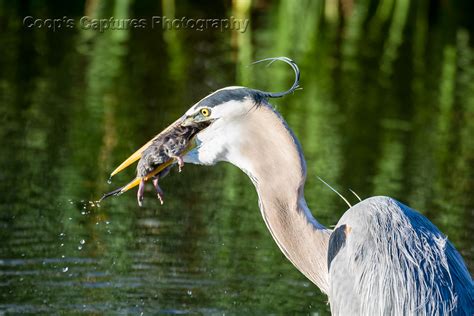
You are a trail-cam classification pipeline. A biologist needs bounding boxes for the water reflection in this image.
[0,0,473,314]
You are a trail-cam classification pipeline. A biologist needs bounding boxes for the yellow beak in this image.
[100,116,195,201]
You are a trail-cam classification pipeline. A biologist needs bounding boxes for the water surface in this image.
[0,1,473,314]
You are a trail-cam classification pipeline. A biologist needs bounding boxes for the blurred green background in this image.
[0,0,473,314]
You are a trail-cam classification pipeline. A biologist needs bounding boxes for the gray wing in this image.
[327,196,473,316]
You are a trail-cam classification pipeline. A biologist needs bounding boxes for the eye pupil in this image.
[201,108,210,116]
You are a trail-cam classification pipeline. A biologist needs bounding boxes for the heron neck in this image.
[233,104,331,293]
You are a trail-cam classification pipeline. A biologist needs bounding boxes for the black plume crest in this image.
[251,56,300,98]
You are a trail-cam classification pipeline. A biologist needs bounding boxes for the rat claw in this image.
[176,156,184,172]
[176,156,184,173]
[137,178,145,207]
[157,193,164,205]
[152,178,164,205]
[169,155,184,172]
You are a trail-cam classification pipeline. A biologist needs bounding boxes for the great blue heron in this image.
[104,57,473,315]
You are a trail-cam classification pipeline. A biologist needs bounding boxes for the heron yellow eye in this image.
[200,108,210,117]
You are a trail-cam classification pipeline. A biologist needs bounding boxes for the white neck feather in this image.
[186,101,331,293]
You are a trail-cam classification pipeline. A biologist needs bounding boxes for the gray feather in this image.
[328,196,474,315]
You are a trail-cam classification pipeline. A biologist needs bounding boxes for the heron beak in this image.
[181,116,196,127]
[100,142,196,201]
[99,115,208,202]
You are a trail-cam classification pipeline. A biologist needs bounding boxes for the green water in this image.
[0,0,473,314]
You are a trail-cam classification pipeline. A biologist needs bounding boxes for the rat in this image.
[136,124,198,206]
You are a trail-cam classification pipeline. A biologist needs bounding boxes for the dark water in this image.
[1,0,473,314]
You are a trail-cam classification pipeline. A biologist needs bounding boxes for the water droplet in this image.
[187,290,192,296]
[80,239,85,245]
[105,221,110,225]
[62,267,69,272]
[60,243,64,247]
[107,178,112,184]
[78,246,82,250]
[61,255,65,258]
[81,211,86,215]
[68,217,72,221]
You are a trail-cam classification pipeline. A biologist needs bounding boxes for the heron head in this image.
[102,57,300,200]
[179,86,267,166]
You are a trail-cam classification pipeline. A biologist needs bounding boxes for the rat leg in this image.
[169,155,184,172]
[152,177,164,205]
[137,178,145,207]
